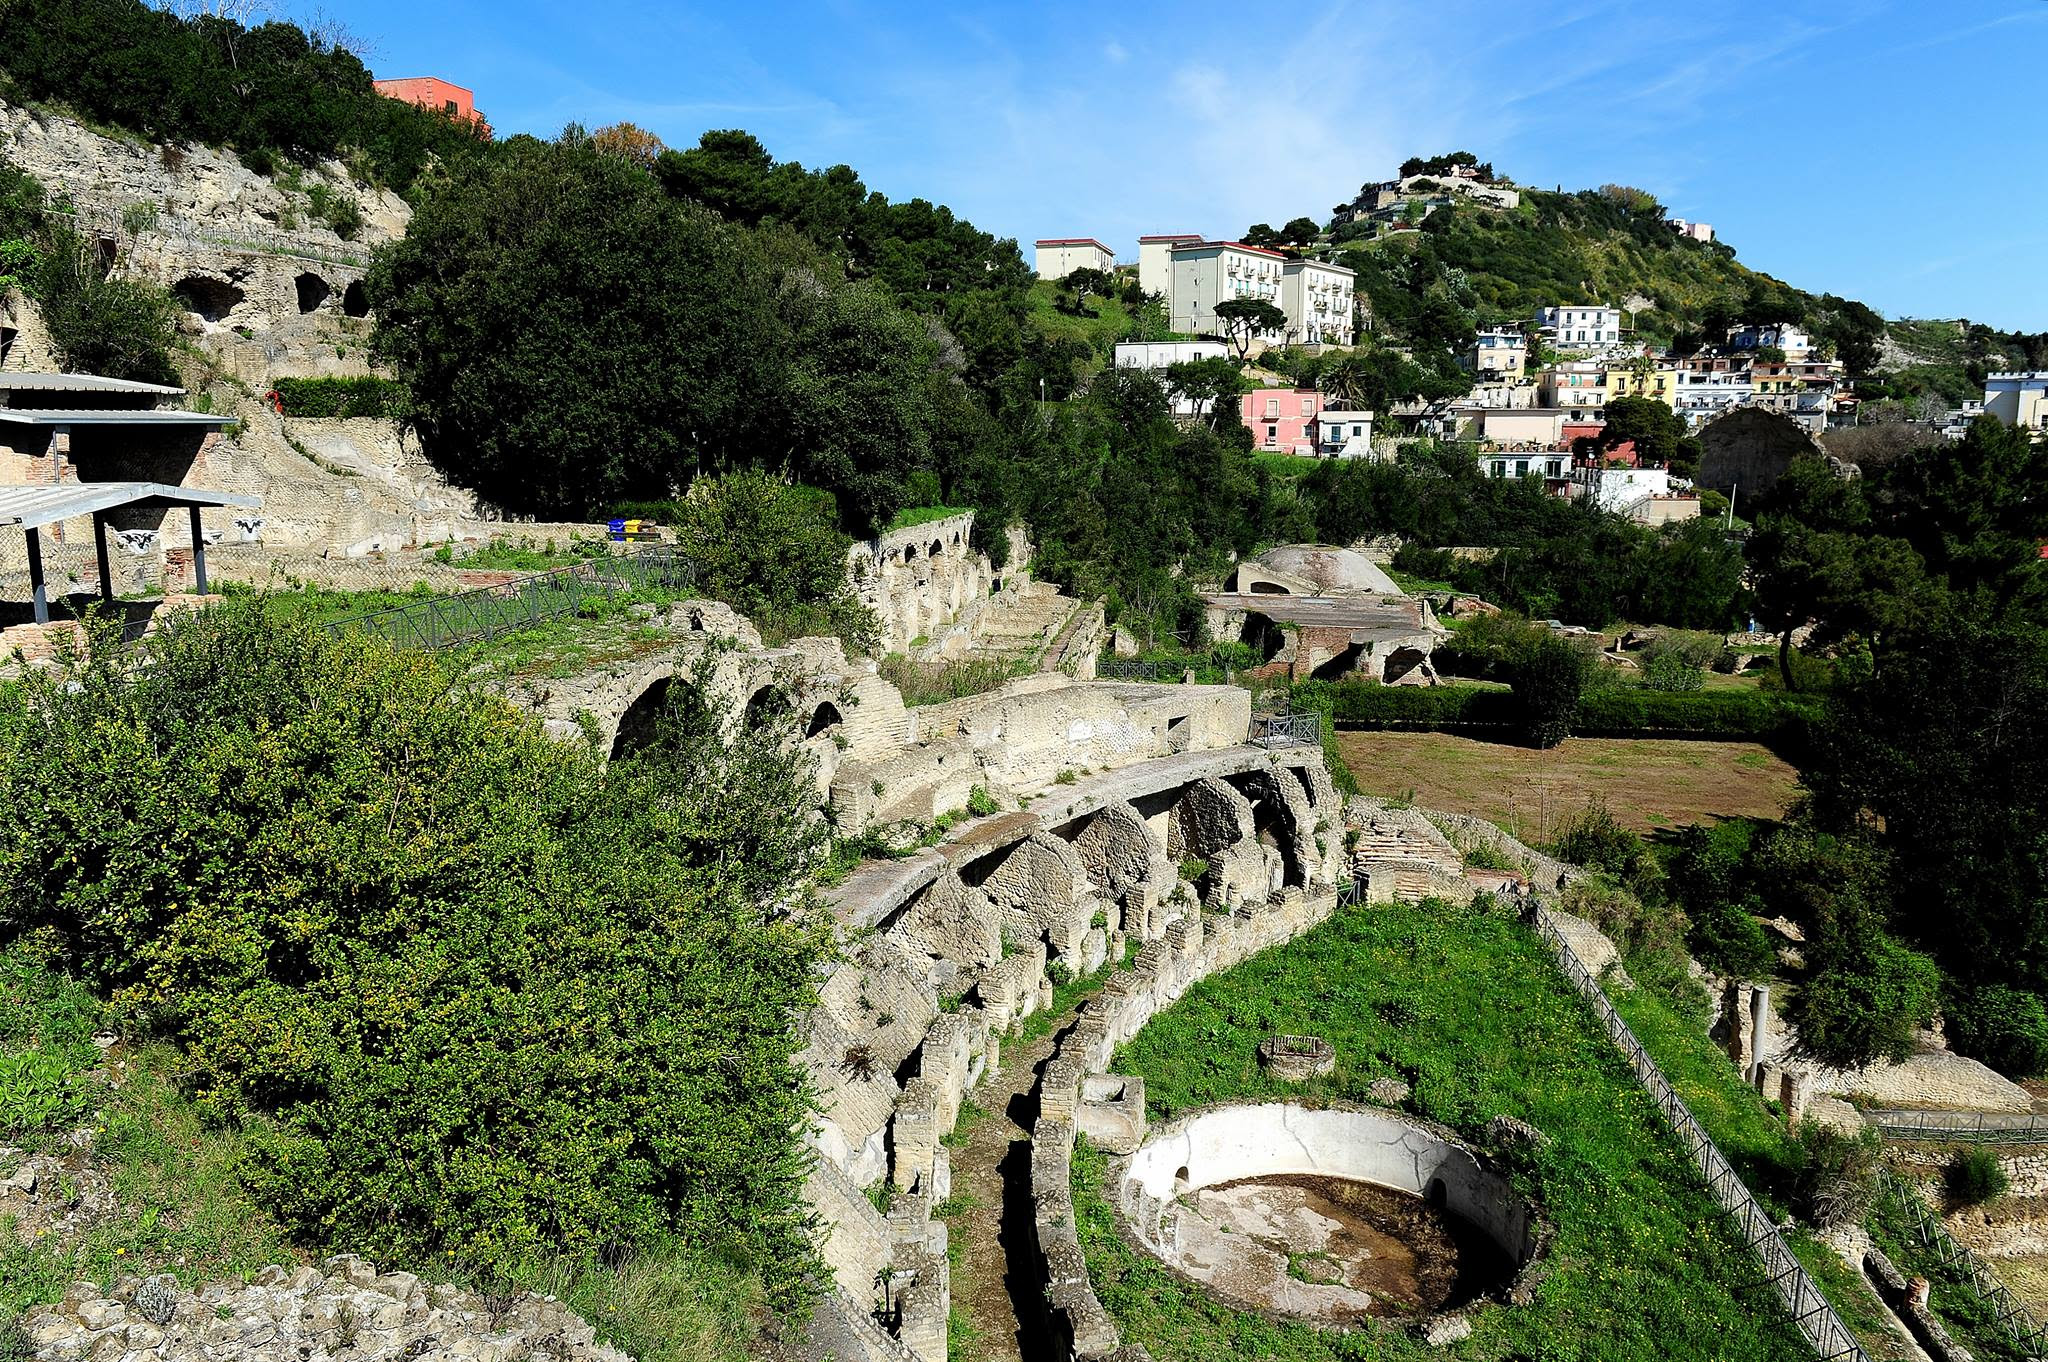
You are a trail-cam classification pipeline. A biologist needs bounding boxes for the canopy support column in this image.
[25,527,47,624]
[188,505,208,594]
[92,512,113,606]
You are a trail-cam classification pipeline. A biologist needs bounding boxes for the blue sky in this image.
[336,0,2047,330]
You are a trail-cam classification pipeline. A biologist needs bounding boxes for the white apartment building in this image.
[1113,339,1231,418]
[1727,322,1814,357]
[1034,237,1115,280]
[1168,241,1289,341]
[1674,369,1755,424]
[1280,258,1356,345]
[1137,234,1200,298]
[1574,464,1675,513]
[1983,372,2048,433]
[1538,361,1607,421]
[1315,409,1376,459]
[1480,451,1569,481]
[1666,218,1715,243]
[1535,305,1624,351]
[1466,326,1528,379]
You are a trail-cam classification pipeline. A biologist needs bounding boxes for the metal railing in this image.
[1097,659,1165,681]
[1876,1166,2048,1355]
[1250,709,1321,749]
[322,548,694,651]
[1867,1109,2048,1145]
[1530,904,1869,1362]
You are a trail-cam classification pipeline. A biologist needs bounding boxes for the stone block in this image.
[1077,1075,1148,1155]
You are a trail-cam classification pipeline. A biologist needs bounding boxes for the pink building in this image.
[373,77,491,138]
[1240,389,1329,454]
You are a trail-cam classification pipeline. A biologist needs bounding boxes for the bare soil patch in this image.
[1336,731,1802,839]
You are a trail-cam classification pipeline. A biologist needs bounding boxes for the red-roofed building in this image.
[373,77,491,138]
[1166,240,1355,346]
[1034,238,1115,279]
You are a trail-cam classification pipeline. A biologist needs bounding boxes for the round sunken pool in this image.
[1114,1103,1540,1326]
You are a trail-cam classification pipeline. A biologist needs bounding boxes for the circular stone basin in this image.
[1116,1103,1538,1326]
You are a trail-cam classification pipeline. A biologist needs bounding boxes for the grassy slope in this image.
[1076,898,1812,1361]
[1024,279,1135,359]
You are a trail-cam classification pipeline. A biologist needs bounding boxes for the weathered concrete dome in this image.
[1237,544,1401,597]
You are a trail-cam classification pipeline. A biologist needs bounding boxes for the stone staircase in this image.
[967,581,1100,671]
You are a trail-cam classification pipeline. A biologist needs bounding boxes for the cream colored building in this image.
[1137,234,1200,298]
[1279,258,1356,345]
[1168,241,1289,341]
[1984,372,2048,434]
[1034,238,1116,281]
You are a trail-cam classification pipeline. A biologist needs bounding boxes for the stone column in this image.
[1724,980,1754,1073]
[1778,1069,1812,1126]
[1749,983,1772,1080]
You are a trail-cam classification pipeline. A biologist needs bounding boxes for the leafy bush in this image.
[1789,931,1942,1071]
[1945,984,2048,1078]
[271,376,411,419]
[1513,635,1594,748]
[1686,897,1779,981]
[31,223,178,384]
[0,602,828,1304]
[1791,1121,1882,1229]
[0,1050,89,1134]
[1944,1148,2009,1207]
[664,471,876,650]
[1641,651,1704,693]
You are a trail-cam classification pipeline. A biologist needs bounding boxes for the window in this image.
[1300,398,1314,416]
[1266,423,1279,442]
[443,99,458,114]
[1265,398,1280,418]
[1515,460,1529,477]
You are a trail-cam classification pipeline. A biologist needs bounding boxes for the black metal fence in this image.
[1876,1166,2048,1355]
[1868,1109,2048,1145]
[1250,710,1321,749]
[1098,659,1166,681]
[323,548,695,651]
[1530,904,1869,1362]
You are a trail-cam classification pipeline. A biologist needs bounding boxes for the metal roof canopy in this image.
[0,408,230,427]
[0,481,259,532]
[0,372,186,396]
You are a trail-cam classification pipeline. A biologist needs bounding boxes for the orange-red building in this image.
[372,77,491,138]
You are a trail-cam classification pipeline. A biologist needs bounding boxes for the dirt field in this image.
[1336,731,1802,841]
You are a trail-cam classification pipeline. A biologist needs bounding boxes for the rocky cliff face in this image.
[1,96,408,382]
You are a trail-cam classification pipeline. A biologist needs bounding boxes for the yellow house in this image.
[1603,362,1682,409]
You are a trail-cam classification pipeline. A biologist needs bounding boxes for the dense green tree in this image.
[368,137,786,521]
[1213,297,1288,359]
[0,602,829,1300]
[1512,635,1593,748]
[1597,394,1702,477]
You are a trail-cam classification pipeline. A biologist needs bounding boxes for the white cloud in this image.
[1102,40,1128,64]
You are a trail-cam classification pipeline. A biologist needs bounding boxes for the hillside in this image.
[1320,175,2046,397]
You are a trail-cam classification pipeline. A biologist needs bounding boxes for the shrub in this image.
[32,224,178,384]
[966,785,998,818]
[0,603,829,1304]
[667,471,877,651]
[1945,984,2048,1078]
[1686,897,1779,980]
[1791,1121,1882,1229]
[1512,635,1593,748]
[271,376,412,419]
[1944,1148,2009,1207]
[1641,651,1704,693]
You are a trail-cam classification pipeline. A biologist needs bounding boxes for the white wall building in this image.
[1983,372,2048,433]
[1168,241,1289,342]
[1280,258,1356,345]
[1114,339,1231,418]
[1466,326,1528,379]
[1675,370,1755,424]
[1137,234,1200,298]
[1573,464,1674,514]
[1666,218,1715,243]
[1535,305,1623,352]
[1480,451,1569,481]
[1034,237,1115,281]
[1315,409,1376,459]
[1727,322,1815,357]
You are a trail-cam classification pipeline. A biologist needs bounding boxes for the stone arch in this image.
[293,272,331,314]
[1169,778,1256,863]
[611,675,687,760]
[928,538,944,560]
[342,280,370,318]
[1241,612,1287,666]
[1223,767,1314,888]
[1065,801,1164,905]
[173,276,243,322]
[805,700,844,738]
[1309,642,1365,681]
[745,683,791,728]
[1384,645,1430,684]
[904,542,920,562]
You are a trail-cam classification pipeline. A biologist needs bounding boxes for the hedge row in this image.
[273,377,411,419]
[1302,679,1823,747]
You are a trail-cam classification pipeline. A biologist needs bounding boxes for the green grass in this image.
[1250,452,1321,481]
[1024,279,1135,357]
[885,505,973,532]
[1867,1184,2029,1362]
[1075,898,1814,1360]
[436,535,610,572]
